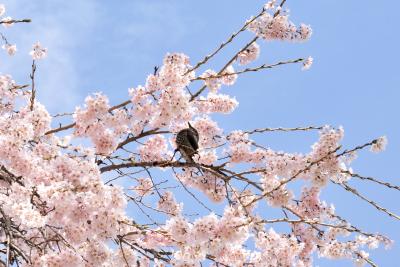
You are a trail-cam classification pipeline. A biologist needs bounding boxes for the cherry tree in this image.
[0,1,397,266]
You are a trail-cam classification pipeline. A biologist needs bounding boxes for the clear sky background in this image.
[1,1,399,266]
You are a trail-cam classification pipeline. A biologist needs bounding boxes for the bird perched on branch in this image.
[175,122,199,163]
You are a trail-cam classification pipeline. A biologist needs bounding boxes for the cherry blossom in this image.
[371,136,388,153]
[302,56,313,70]
[200,69,222,93]
[0,2,394,267]
[237,42,260,65]
[29,42,47,60]
[247,11,312,42]
[2,43,16,56]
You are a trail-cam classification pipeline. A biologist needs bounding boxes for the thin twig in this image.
[246,146,341,206]
[192,58,304,81]
[186,7,266,74]
[29,60,36,111]
[244,125,323,135]
[0,19,31,25]
[333,181,400,220]
[342,170,400,191]
[190,0,287,101]
[355,251,378,267]
[172,168,214,214]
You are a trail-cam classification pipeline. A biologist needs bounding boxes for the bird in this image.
[175,122,199,163]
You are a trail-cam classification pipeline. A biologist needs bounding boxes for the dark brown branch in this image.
[116,129,169,150]
[100,160,197,173]
[0,19,31,24]
[29,61,36,111]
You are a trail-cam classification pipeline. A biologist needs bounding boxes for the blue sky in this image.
[1,0,399,266]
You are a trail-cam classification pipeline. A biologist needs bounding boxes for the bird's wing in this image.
[187,132,199,150]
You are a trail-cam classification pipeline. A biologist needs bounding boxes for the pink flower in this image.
[201,69,222,93]
[195,93,238,114]
[29,42,47,60]
[2,43,16,56]
[264,1,276,10]
[302,56,313,70]
[237,42,260,65]
[248,13,312,42]
[157,191,183,216]
[371,136,388,153]
[139,135,171,161]
[132,178,154,197]
[221,65,237,86]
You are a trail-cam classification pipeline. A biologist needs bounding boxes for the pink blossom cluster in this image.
[221,65,238,85]
[0,2,392,266]
[132,177,154,197]
[2,43,17,56]
[237,42,260,65]
[73,93,130,155]
[253,228,304,266]
[296,186,333,220]
[176,169,227,203]
[29,42,47,60]
[164,206,249,265]
[200,65,238,94]
[0,74,18,113]
[192,116,222,148]
[371,136,387,153]
[200,69,221,93]
[302,56,313,70]
[194,93,238,114]
[157,191,183,216]
[226,130,294,165]
[225,130,253,163]
[139,134,172,162]
[130,53,195,129]
[247,11,312,42]
[0,105,143,267]
[306,126,344,186]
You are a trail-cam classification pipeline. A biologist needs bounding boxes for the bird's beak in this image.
[188,122,192,128]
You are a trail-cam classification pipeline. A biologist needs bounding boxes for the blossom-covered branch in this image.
[0,1,396,266]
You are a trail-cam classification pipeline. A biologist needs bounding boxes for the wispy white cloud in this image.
[0,1,196,113]
[0,0,100,113]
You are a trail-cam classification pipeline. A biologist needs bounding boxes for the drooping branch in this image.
[342,170,400,191]
[185,7,266,75]
[244,125,324,134]
[190,0,288,101]
[333,180,400,220]
[192,58,305,81]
